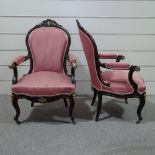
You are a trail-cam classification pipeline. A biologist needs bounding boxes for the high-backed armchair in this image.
[9,19,77,124]
[76,20,146,123]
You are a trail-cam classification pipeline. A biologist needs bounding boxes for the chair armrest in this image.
[98,52,125,62]
[9,55,29,69]
[9,55,29,84]
[67,54,77,84]
[102,62,140,71]
[100,62,140,93]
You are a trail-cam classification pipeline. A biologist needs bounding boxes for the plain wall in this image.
[0,0,155,95]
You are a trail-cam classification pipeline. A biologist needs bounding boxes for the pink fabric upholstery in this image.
[99,52,118,59]
[79,30,103,90]
[105,62,131,70]
[28,27,68,73]
[68,54,76,63]
[12,71,75,96]
[13,56,26,64]
[101,70,146,94]
[78,26,146,95]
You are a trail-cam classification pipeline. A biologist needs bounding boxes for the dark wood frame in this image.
[9,19,77,124]
[76,19,146,124]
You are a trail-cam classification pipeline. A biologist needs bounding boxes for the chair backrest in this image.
[76,20,103,90]
[26,19,71,73]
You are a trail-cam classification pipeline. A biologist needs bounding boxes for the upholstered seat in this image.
[12,71,75,96]
[101,70,146,94]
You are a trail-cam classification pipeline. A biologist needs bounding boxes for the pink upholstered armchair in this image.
[76,20,146,123]
[9,19,77,124]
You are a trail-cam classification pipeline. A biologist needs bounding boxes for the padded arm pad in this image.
[13,56,27,65]
[9,55,28,69]
[105,62,131,70]
[98,52,125,61]
[103,62,140,71]
[99,52,118,59]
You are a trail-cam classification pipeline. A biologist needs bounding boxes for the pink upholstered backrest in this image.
[78,29,101,90]
[28,27,68,73]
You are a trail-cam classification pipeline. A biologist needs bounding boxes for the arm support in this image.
[98,52,125,62]
[9,55,29,84]
[100,61,140,93]
[67,54,77,84]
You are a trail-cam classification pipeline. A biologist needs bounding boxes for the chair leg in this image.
[69,95,75,124]
[12,95,21,124]
[91,91,97,106]
[136,94,145,124]
[95,93,102,121]
[125,98,128,104]
[31,101,34,107]
[63,98,68,107]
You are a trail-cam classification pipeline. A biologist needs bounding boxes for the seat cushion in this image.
[12,71,75,96]
[101,70,146,94]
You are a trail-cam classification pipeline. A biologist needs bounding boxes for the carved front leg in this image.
[136,94,145,124]
[69,95,75,124]
[12,94,21,124]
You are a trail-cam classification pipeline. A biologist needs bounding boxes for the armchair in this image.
[76,19,146,123]
[9,19,77,124]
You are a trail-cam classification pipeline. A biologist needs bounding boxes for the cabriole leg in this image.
[63,98,68,107]
[12,94,21,124]
[69,96,75,124]
[136,94,145,124]
[95,93,102,121]
[91,91,97,106]
[125,98,128,104]
[31,101,34,107]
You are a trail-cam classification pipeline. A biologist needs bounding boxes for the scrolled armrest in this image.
[9,55,29,69]
[9,55,29,84]
[101,62,140,93]
[98,52,125,62]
